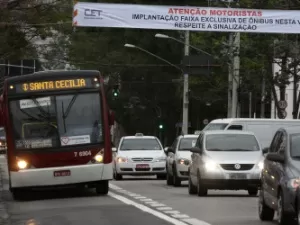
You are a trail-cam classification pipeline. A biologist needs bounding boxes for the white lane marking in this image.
[108,192,188,225]
[147,203,166,207]
[165,210,181,214]
[134,196,147,199]
[182,218,211,225]
[157,207,173,210]
[109,183,212,225]
[173,214,190,219]
[140,198,153,202]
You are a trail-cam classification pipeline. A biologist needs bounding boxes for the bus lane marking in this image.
[109,183,212,225]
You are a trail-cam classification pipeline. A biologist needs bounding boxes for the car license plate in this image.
[54,170,71,177]
[229,173,247,179]
[136,164,149,168]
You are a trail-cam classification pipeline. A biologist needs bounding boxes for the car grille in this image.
[220,164,254,171]
[131,158,153,162]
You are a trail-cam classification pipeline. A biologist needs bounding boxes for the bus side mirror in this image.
[109,111,115,126]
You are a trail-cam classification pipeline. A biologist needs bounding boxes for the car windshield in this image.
[179,137,197,151]
[290,134,300,158]
[9,92,103,150]
[205,133,260,151]
[203,123,228,131]
[120,138,162,150]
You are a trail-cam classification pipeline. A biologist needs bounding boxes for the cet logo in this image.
[234,164,241,170]
[84,9,103,19]
[22,83,28,91]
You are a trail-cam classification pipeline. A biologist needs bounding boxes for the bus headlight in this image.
[94,154,103,163]
[17,160,28,169]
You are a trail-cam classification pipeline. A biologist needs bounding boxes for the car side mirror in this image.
[109,110,115,126]
[262,147,269,154]
[266,153,284,163]
[190,147,203,154]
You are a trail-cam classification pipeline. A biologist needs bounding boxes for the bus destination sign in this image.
[15,78,95,93]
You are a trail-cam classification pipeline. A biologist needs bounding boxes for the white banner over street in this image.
[73,2,300,34]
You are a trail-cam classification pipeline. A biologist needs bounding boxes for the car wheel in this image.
[114,170,122,180]
[188,174,197,195]
[277,191,295,225]
[173,165,181,187]
[96,180,109,195]
[248,188,258,196]
[197,172,207,196]
[157,174,166,180]
[166,166,173,185]
[258,190,274,221]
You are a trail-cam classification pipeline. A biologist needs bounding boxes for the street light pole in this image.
[182,31,190,135]
[155,33,212,57]
[231,32,240,118]
[124,44,182,71]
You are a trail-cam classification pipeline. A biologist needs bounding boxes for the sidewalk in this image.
[0,156,10,225]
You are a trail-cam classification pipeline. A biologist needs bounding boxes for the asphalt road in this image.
[0,158,278,225]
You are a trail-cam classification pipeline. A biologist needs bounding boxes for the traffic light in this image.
[159,124,163,129]
[112,85,119,97]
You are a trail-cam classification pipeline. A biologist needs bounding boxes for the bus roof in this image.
[5,70,101,83]
[210,118,300,123]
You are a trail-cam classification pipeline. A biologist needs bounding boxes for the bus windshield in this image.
[9,92,103,150]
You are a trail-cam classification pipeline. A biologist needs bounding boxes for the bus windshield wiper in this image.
[63,94,78,119]
[31,97,51,120]
[61,94,79,133]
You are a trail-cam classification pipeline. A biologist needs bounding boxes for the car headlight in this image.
[204,161,218,171]
[116,157,127,163]
[155,157,166,162]
[177,158,190,166]
[258,161,264,170]
[288,178,300,189]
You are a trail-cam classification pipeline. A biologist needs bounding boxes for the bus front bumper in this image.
[10,163,113,188]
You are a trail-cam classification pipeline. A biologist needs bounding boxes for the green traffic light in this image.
[113,92,118,97]
[159,124,163,129]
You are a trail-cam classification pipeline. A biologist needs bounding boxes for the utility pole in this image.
[260,73,266,118]
[227,33,233,118]
[249,92,252,118]
[182,30,190,135]
[231,32,240,118]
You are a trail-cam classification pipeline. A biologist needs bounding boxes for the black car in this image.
[259,127,300,225]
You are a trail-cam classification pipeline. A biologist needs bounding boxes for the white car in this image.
[113,133,166,180]
[189,130,264,196]
[166,134,198,186]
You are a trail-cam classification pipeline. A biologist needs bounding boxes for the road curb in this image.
[0,164,10,225]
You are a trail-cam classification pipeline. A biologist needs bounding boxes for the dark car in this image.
[258,127,300,225]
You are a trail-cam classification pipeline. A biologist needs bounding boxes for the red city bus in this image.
[0,70,114,200]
